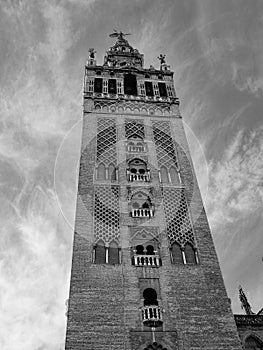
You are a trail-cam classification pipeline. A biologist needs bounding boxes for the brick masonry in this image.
[64,108,243,350]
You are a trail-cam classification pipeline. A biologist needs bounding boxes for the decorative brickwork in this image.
[162,187,195,246]
[94,185,120,243]
[152,121,178,169]
[125,119,145,139]
[96,117,117,165]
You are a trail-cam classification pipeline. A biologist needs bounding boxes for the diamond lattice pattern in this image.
[94,186,120,243]
[163,188,194,246]
[97,118,117,165]
[152,121,178,168]
[125,119,145,139]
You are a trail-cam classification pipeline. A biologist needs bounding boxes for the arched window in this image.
[171,242,184,264]
[143,288,158,306]
[97,163,106,180]
[184,243,196,264]
[108,163,116,181]
[146,245,155,255]
[95,240,106,264]
[245,335,263,349]
[169,166,180,184]
[136,245,144,254]
[160,166,169,183]
[108,241,119,264]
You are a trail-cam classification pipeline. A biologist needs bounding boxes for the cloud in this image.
[207,127,263,227]
[0,187,71,350]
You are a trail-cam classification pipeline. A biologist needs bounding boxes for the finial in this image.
[109,29,131,40]
[88,48,96,60]
[157,54,166,64]
[239,285,254,315]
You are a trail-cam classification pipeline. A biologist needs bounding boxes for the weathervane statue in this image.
[109,29,131,40]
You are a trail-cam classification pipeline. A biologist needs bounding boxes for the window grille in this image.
[166,84,174,97]
[87,78,94,92]
[162,188,195,247]
[125,119,145,139]
[94,186,120,243]
[96,118,117,165]
[103,79,108,93]
[117,80,123,94]
[152,121,178,168]
[139,82,146,96]
[153,83,160,97]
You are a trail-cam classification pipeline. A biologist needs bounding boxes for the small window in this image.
[108,164,117,181]
[145,81,154,97]
[158,82,167,97]
[171,242,184,264]
[124,74,137,95]
[160,166,169,183]
[145,74,150,78]
[97,163,106,180]
[96,71,102,75]
[143,288,158,306]
[95,241,106,264]
[108,79,117,94]
[109,241,119,264]
[169,166,180,184]
[184,243,196,264]
[94,78,103,93]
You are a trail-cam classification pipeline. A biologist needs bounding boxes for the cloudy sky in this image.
[0,0,263,349]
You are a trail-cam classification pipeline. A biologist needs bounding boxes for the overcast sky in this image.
[0,0,263,349]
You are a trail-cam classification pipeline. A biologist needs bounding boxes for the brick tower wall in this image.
[64,107,242,350]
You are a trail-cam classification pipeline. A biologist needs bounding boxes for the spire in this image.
[239,285,255,315]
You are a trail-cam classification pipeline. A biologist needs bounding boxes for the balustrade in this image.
[127,172,150,182]
[141,305,163,325]
[134,254,160,267]
[131,208,153,218]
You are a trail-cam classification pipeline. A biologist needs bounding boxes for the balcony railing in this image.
[134,255,161,267]
[131,209,153,218]
[142,306,163,326]
[127,145,146,153]
[127,172,150,182]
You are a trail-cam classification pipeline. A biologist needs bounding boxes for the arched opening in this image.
[171,242,184,264]
[131,192,153,218]
[108,241,119,265]
[136,245,144,255]
[245,335,263,349]
[128,159,149,182]
[124,74,137,95]
[143,288,158,306]
[169,166,180,184]
[97,163,106,180]
[108,163,116,181]
[184,243,196,264]
[146,245,155,255]
[160,166,169,183]
[95,240,106,264]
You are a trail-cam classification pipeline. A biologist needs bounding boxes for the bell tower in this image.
[65,32,242,350]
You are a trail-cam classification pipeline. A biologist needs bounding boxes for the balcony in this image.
[133,254,161,267]
[142,305,163,326]
[128,172,150,182]
[131,208,153,218]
